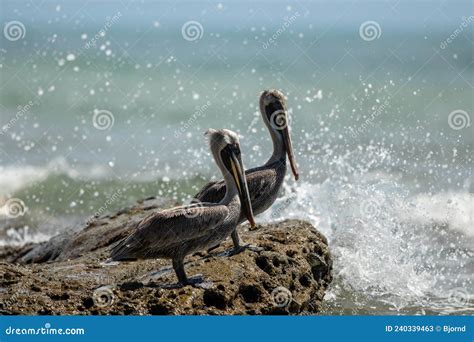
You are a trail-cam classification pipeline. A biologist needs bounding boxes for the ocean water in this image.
[0,0,473,315]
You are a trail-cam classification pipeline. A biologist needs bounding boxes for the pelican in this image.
[194,89,299,253]
[111,129,255,286]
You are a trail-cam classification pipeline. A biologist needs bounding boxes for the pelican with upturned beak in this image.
[111,129,255,286]
[194,89,299,253]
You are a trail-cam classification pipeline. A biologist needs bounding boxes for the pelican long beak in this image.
[263,93,300,181]
[229,151,256,228]
[282,125,299,181]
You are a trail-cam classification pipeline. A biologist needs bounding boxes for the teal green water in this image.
[0,0,472,315]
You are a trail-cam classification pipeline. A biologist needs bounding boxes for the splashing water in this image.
[1,0,472,315]
[260,146,473,315]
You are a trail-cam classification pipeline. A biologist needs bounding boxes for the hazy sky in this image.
[1,0,471,30]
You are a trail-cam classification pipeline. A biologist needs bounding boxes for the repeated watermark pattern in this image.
[174,101,212,138]
[2,292,22,309]
[359,198,381,219]
[181,21,204,41]
[271,193,296,219]
[181,199,205,219]
[271,286,292,307]
[3,20,26,41]
[84,12,122,49]
[269,110,291,130]
[0,100,40,136]
[92,286,115,307]
[359,21,382,41]
[0,2,471,318]
[262,12,300,49]
[448,109,470,130]
[86,189,122,225]
[347,98,390,138]
[446,287,471,307]
[440,16,474,49]
[1,198,27,218]
[92,109,115,130]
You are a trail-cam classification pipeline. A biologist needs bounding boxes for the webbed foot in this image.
[179,274,213,288]
[227,243,263,256]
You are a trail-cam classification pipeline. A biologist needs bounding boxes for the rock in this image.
[0,197,332,315]
[7,197,178,264]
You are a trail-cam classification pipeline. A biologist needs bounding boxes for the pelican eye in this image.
[232,144,241,157]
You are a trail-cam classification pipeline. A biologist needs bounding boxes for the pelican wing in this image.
[111,204,228,260]
[195,167,278,210]
[244,168,278,208]
[194,180,226,203]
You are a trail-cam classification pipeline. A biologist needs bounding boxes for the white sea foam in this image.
[0,157,110,195]
[1,148,471,313]
[0,226,51,247]
[399,192,474,238]
[260,176,473,311]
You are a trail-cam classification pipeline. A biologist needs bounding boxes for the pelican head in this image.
[205,129,256,227]
[259,89,299,181]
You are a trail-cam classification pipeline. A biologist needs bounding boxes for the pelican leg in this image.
[205,230,246,255]
[228,230,263,256]
[172,258,189,286]
[172,258,206,287]
[206,243,221,254]
[231,229,241,249]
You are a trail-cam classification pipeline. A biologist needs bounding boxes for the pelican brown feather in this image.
[111,129,255,286]
[194,90,298,252]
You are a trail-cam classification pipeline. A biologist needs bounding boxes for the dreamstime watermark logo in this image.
[2,292,21,308]
[5,322,85,336]
[271,193,297,219]
[86,189,123,225]
[1,198,26,218]
[181,21,204,41]
[174,101,212,138]
[448,109,470,130]
[360,198,381,219]
[347,98,390,138]
[84,12,122,49]
[0,100,39,136]
[92,109,115,130]
[271,286,292,307]
[337,184,353,203]
[359,21,382,41]
[3,21,26,41]
[446,287,471,306]
[262,12,300,49]
[269,110,291,130]
[181,199,205,219]
[92,286,115,307]
[440,16,474,49]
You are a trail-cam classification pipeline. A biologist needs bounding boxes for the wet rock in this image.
[5,197,177,264]
[0,197,332,315]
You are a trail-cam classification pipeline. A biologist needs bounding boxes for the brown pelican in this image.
[194,89,299,253]
[111,129,255,285]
